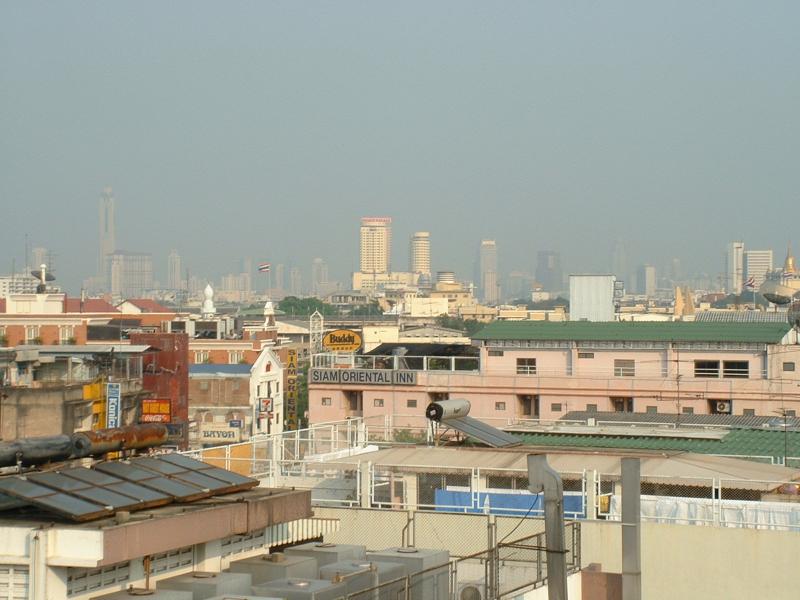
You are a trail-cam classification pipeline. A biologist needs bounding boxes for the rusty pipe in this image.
[71,424,169,457]
[0,435,74,467]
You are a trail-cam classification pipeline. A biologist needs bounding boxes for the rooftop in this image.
[472,321,793,343]
[189,363,252,376]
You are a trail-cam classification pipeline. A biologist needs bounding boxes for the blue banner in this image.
[106,382,121,428]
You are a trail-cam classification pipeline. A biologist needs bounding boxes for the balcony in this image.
[312,352,480,373]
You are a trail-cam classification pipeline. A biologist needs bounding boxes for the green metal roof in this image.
[472,321,791,344]
[514,428,800,460]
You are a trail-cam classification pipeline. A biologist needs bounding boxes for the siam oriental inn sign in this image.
[310,368,417,385]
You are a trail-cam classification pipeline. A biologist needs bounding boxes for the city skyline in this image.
[2,3,799,295]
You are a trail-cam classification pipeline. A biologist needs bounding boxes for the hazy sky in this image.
[2,2,798,292]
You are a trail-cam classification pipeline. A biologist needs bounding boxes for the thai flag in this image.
[258,263,271,273]
[745,276,755,290]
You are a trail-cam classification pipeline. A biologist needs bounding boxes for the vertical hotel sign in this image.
[286,349,298,429]
[106,382,121,428]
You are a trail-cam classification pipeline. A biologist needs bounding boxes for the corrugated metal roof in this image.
[511,428,800,459]
[561,410,800,429]
[324,446,799,485]
[472,321,791,343]
[695,311,789,323]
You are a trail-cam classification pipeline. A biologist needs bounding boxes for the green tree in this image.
[278,296,338,316]
[434,315,484,336]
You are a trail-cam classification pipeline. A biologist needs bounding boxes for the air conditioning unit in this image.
[715,400,732,414]
[457,580,486,600]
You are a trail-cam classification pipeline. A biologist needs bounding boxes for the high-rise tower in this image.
[167,250,182,290]
[99,187,116,276]
[726,241,745,294]
[360,217,392,274]
[479,240,499,304]
[409,232,431,277]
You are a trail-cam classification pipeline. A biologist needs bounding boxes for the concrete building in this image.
[536,250,563,293]
[311,257,329,296]
[727,241,745,294]
[107,251,154,299]
[309,321,800,425]
[0,273,39,296]
[745,249,773,289]
[98,186,115,276]
[636,264,657,297]
[360,216,392,274]
[409,231,431,277]
[478,239,499,304]
[569,274,616,322]
[167,249,182,290]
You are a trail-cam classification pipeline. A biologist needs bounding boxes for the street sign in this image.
[229,419,242,428]
[106,382,121,428]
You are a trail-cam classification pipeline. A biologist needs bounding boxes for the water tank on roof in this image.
[366,548,450,600]
[284,542,366,567]
[156,571,252,599]
[227,552,318,584]
[251,578,346,600]
[318,560,406,600]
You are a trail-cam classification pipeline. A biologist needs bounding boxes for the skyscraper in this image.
[409,231,431,277]
[311,257,329,296]
[479,240,499,304]
[610,240,628,282]
[107,252,153,299]
[636,264,657,296]
[536,251,563,293]
[99,187,115,276]
[167,250,182,290]
[726,241,745,294]
[289,267,303,296]
[360,217,392,274]
[744,250,773,289]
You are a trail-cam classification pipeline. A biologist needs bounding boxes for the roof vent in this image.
[397,547,419,553]
[192,572,217,579]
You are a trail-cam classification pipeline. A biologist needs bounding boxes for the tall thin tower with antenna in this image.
[99,187,116,279]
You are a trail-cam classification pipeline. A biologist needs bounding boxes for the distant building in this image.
[478,240,499,304]
[107,251,153,299]
[409,231,431,277]
[167,249,182,290]
[360,217,392,274]
[610,240,628,281]
[98,187,115,278]
[289,267,303,296]
[744,250,773,290]
[635,264,657,297]
[727,241,745,294]
[0,273,39,296]
[311,257,329,296]
[569,274,616,322]
[536,250,563,293]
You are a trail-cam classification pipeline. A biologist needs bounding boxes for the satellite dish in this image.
[30,270,56,282]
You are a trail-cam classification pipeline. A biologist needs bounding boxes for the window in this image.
[783,362,796,372]
[406,399,417,408]
[25,325,39,343]
[786,410,797,417]
[578,352,594,359]
[743,409,755,416]
[551,403,562,412]
[611,397,634,412]
[516,358,537,375]
[646,406,658,414]
[613,359,635,377]
[722,360,749,378]
[488,350,504,357]
[194,350,210,363]
[59,325,74,344]
[321,397,332,406]
[228,350,244,364]
[495,402,506,411]
[694,360,719,378]
[199,380,209,391]
[586,404,597,412]
[681,406,694,414]
[373,398,384,407]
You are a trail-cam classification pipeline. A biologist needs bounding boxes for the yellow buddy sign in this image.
[322,329,363,352]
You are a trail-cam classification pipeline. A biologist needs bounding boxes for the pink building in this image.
[308,321,800,427]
